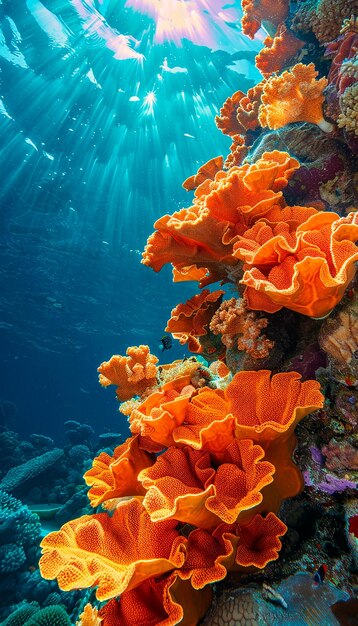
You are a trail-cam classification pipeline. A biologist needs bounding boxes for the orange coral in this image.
[177,526,238,588]
[84,435,155,507]
[258,63,333,132]
[209,297,274,358]
[226,370,324,442]
[77,604,103,626]
[172,388,236,457]
[142,151,300,283]
[39,499,187,601]
[182,156,223,192]
[98,345,158,401]
[241,0,289,39]
[99,574,212,626]
[255,24,305,77]
[215,84,263,138]
[237,211,358,318]
[129,375,195,449]
[139,441,274,529]
[232,512,288,569]
[224,134,248,169]
[166,290,224,353]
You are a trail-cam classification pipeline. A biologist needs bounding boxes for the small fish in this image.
[314,564,327,584]
[159,335,173,351]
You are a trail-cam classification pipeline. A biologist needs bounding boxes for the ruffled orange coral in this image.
[241,0,289,39]
[226,370,324,442]
[39,499,187,601]
[172,265,208,283]
[98,345,158,401]
[178,525,238,588]
[142,151,300,283]
[129,375,195,448]
[172,388,236,458]
[182,156,223,191]
[237,211,358,318]
[258,63,333,132]
[139,441,274,529]
[166,290,224,353]
[99,573,212,626]
[232,512,288,569]
[84,435,155,507]
[256,24,305,77]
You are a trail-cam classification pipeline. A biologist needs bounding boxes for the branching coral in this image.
[76,603,103,626]
[98,345,158,401]
[337,84,358,137]
[258,63,333,132]
[210,297,274,359]
[291,0,357,45]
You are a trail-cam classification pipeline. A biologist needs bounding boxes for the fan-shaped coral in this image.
[142,150,300,285]
[99,573,212,626]
[182,157,223,192]
[39,499,187,601]
[84,435,155,507]
[139,441,275,529]
[226,369,324,442]
[235,211,358,318]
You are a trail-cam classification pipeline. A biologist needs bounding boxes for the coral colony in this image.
[34,2,358,625]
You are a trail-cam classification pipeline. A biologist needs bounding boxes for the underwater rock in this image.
[246,124,356,208]
[0,449,64,492]
[203,573,349,625]
[319,287,358,387]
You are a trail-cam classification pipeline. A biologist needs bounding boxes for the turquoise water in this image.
[0,0,260,437]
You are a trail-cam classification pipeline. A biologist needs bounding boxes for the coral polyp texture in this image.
[38,1,358,623]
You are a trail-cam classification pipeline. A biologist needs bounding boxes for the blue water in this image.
[0,0,261,441]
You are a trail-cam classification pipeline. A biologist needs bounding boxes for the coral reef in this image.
[32,0,358,623]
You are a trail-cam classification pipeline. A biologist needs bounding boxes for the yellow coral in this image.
[338,83,358,136]
[76,603,102,626]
